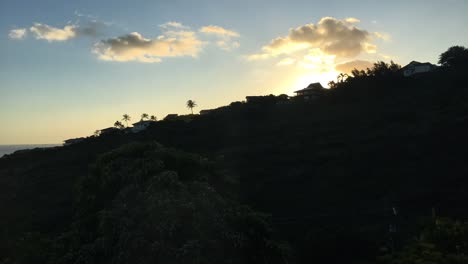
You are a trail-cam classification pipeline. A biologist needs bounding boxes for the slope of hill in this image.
[1,60,467,263]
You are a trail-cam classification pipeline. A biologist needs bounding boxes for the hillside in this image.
[1,58,468,263]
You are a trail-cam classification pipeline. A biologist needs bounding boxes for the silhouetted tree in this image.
[186,100,197,114]
[351,68,368,78]
[367,61,401,77]
[337,73,349,83]
[114,121,124,129]
[122,114,131,127]
[439,45,468,68]
[93,130,101,137]
[141,113,149,121]
[150,115,157,121]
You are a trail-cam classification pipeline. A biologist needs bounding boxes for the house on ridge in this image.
[402,61,437,76]
[131,120,154,133]
[294,82,325,101]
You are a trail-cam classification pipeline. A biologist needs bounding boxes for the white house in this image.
[131,120,153,133]
[402,61,437,77]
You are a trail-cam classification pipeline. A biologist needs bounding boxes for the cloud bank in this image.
[93,29,204,63]
[9,19,240,63]
[248,17,377,61]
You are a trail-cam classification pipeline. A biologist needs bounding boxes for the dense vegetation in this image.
[1,46,468,263]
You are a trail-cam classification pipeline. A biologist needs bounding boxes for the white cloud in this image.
[345,17,361,23]
[159,21,188,29]
[8,28,27,39]
[13,18,241,62]
[93,29,203,63]
[199,25,240,51]
[199,25,239,37]
[247,17,377,60]
[29,23,77,41]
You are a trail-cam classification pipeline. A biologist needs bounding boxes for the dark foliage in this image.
[439,46,468,69]
[1,46,468,263]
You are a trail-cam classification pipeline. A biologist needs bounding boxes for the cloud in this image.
[298,48,336,71]
[276,57,296,66]
[374,32,390,41]
[160,21,188,29]
[248,17,377,60]
[335,60,373,73]
[93,29,203,63]
[199,25,240,51]
[29,23,77,41]
[216,40,240,51]
[28,21,105,41]
[8,28,27,39]
[11,18,241,62]
[200,25,239,37]
[345,17,360,23]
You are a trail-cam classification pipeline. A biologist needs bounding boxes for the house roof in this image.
[402,61,436,69]
[294,82,324,93]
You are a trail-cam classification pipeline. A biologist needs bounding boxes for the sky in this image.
[1,0,467,144]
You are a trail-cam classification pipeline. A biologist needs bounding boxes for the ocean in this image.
[0,144,61,158]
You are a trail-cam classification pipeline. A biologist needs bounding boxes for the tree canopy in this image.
[439,45,468,69]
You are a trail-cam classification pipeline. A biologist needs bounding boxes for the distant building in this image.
[402,61,437,76]
[131,120,153,133]
[63,137,85,146]
[294,82,325,100]
[100,127,119,135]
[164,114,179,121]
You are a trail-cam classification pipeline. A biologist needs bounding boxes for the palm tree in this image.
[337,73,348,83]
[122,114,131,127]
[186,100,197,114]
[114,121,124,129]
[141,113,149,121]
[150,115,157,121]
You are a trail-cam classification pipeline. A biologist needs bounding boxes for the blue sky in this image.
[1,0,467,144]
